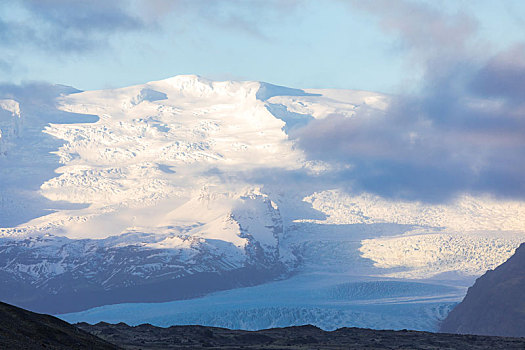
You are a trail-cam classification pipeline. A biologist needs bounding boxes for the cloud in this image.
[0,0,144,53]
[136,0,303,40]
[0,0,302,55]
[293,0,525,202]
[354,0,477,55]
[470,44,525,105]
[0,0,303,75]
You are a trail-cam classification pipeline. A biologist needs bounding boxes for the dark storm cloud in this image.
[470,45,525,105]
[293,1,525,202]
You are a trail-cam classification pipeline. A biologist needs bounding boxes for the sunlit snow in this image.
[0,75,523,330]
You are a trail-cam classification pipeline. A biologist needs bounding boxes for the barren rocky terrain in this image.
[78,321,525,350]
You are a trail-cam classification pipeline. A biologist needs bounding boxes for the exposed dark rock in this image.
[441,242,525,337]
[2,298,524,349]
[78,321,525,349]
[0,301,118,349]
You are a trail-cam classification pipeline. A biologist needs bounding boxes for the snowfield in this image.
[0,75,523,330]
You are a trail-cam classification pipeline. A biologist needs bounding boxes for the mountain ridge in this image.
[0,76,523,330]
[2,299,525,350]
[0,301,118,349]
[440,242,525,337]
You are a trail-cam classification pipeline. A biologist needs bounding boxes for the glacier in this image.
[0,75,523,330]
[60,273,461,332]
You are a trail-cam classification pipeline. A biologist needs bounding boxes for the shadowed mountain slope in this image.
[441,242,525,337]
[0,301,118,349]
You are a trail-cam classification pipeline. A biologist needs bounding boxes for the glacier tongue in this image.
[0,76,524,328]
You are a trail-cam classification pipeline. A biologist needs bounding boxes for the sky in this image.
[0,0,524,92]
[1,0,524,202]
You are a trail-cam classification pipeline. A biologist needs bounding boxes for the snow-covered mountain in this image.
[0,76,524,328]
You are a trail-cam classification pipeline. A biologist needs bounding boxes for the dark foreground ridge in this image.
[0,301,118,349]
[441,242,525,337]
[78,321,525,350]
[1,300,524,350]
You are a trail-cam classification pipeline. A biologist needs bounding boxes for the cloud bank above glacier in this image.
[292,0,525,202]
